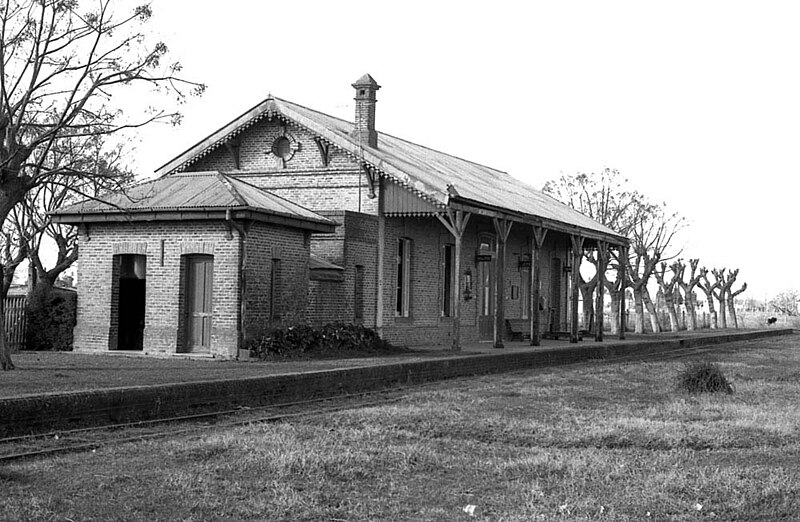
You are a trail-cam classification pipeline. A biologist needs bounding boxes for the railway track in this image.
[0,340,752,463]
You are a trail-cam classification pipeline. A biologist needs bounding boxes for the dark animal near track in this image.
[767,317,778,325]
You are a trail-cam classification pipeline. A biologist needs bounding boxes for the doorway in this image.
[477,233,496,341]
[114,254,146,351]
[183,255,214,353]
[550,258,562,332]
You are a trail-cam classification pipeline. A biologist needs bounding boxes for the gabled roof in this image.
[155,95,627,244]
[51,172,336,233]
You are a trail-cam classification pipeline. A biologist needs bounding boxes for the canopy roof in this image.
[156,95,627,245]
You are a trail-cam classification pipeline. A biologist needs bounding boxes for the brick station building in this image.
[54,74,628,358]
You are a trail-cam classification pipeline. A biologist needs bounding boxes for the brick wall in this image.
[75,220,241,358]
[242,222,310,342]
[187,118,380,215]
[75,219,314,358]
[378,215,572,347]
[307,211,378,328]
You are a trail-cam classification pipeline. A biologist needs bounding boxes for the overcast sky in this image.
[131,1,799,299]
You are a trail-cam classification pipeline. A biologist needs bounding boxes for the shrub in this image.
[248,322,397,360]
[25,289,77,351]
[677,360,734,394]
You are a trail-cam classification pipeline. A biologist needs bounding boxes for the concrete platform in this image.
[0,328,793,437]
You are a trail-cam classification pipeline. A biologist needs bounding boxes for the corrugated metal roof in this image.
[155,95,626,242]
[52,172,335,229]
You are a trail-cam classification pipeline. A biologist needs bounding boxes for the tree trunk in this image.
[642,288,661,333]
[0,183,32,369]
[685,292,698,331]
[717,292,727,329]
[580,279,595,332]
[0,297,10,370]
[633,286,645,334]
[608,290,620,335]
[727,296,737,329]
[662,290,680,332]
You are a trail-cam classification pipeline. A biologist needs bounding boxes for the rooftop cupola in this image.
[351,73,380,148]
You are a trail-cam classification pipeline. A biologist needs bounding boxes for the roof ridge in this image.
[216,172,247,206]
[274,97,509,175]
[224,174,331,218]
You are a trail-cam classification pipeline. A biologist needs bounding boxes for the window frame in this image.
[395,237,412,318]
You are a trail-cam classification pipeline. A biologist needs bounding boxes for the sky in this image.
[123,1,799,299]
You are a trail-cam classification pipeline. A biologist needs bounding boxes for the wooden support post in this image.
[375,179,385,336]
[595,241,607,342]
[436,209,471,351]
[530,224,547,346]
[493,218,513,349]
[570,234,584,343]
[619,245,627,340]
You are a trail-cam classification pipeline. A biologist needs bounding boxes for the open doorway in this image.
[111,254,146,351]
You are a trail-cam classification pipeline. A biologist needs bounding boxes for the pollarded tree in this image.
[653,261,681,332]
[711,268,741,329]
[712,268,745,329]
[0,1,204,370]
[542,168,645,333]
[628,203,685,333]
[675,259,703,331]
[697,268,720,329]
[728,281,747,329]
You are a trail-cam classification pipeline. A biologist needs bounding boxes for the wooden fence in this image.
[4,295,26,351]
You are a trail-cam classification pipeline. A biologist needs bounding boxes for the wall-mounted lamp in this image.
[463,269,473,301]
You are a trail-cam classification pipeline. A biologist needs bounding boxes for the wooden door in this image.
[185,255,213,352]
[477,258,495,340]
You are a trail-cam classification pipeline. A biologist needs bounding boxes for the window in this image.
[396,238,412,317]
[442,244,455,317]
[270,258,282,321]
[271,136,291,159]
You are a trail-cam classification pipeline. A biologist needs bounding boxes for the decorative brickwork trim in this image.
[181,242,216,255]
[112,242,148,255]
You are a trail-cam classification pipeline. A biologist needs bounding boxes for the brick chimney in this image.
[351,73,380,148]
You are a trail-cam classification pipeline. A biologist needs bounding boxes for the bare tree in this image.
[712,268,745,329]
[0,214,26,296]
[627,203,685,333]
[769,290,800,316]
[675,259,703,330]
[727,281,747,328]
[0,1,203,370]
[653,261,682,332]
[20,137,132,350]
[711,268,742,329]
[697,268,720,329]
[542,168,645,333]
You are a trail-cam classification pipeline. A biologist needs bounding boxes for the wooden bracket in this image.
[436,208,471,239]
[570,233,585,255]
[532,223,547,250]
[493,217,513,244]
[314,137,331,167]
[225,138,241,170]
[362,164,377,199]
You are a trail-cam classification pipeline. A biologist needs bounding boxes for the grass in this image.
[1,335,799,520]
